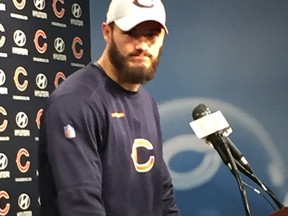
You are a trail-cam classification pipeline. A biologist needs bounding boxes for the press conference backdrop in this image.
[89,0,288,215]
[0,0,91,215]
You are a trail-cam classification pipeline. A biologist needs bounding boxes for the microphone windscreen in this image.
[192,103,208,120]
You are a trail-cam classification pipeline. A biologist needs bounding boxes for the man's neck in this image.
[95,54,141,92]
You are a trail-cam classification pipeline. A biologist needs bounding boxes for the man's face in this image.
[108,21,165,84]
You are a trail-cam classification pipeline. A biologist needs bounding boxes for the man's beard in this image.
[108,36,163,85]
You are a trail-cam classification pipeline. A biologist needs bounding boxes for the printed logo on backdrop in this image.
[0,0,91,214]
[0,153,10,179]
[54,71,66,88]
[0,191,10,216]
[18,193,30,210]
[0,153,8,170]
[34,73,49,98]
[14,111,30,137]
[13,0,26,10]
[0,69,8,94]
[72,37,83,59]
[53,37,66,61]
[34,0,45,11]
[35,109,43,130]
[34,30,48,54]
[12,30,28,56]
[0,107,8,132]
[52,0,66,28]
[35,109,43,141]
[33,29,49,63]
[15,148,32,182]
[0,2,6,11]
[12,66,30,101]
[0,23,8,58]
[71,3,83,26]
[17,193,32,216]
[0,24,6,48]
[71,36,85,68]
[32,0,47,19]
[0,106,9,141]
[11,0,28,20]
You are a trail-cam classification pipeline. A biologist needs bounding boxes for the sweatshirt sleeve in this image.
[40,94,106,216]
[152,99,181,216]
[162,160,181,216]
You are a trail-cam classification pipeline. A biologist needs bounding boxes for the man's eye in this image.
[126,30,160,38]
[147,32,159,38]
[126,31,137,37]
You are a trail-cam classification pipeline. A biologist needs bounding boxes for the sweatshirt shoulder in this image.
[48,63,106,103]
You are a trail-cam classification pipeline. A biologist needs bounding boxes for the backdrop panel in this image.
[0,0,91,215]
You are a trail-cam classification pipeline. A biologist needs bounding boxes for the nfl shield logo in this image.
[64,124,76,139]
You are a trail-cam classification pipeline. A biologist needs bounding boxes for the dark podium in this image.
[270,207,288,216]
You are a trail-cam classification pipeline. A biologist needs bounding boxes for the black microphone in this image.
[190,103,253,174]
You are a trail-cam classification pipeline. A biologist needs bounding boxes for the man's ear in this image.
[102,22,112,43]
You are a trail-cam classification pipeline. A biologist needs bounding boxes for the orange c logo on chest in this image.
[131,139,155,173]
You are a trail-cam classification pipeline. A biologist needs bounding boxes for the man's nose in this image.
[135,36,149,52]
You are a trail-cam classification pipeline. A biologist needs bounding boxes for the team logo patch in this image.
[111,112,125,118]
[64,124,76,139]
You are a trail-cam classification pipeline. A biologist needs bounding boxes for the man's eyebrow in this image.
[149,27,162,32]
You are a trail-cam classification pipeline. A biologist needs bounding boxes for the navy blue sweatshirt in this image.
[38,63,180,216]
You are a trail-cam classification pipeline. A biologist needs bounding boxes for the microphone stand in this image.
[218,137,287,215]
[235,160,285,210]
[208,134,252,216]
[190,103,286,215]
